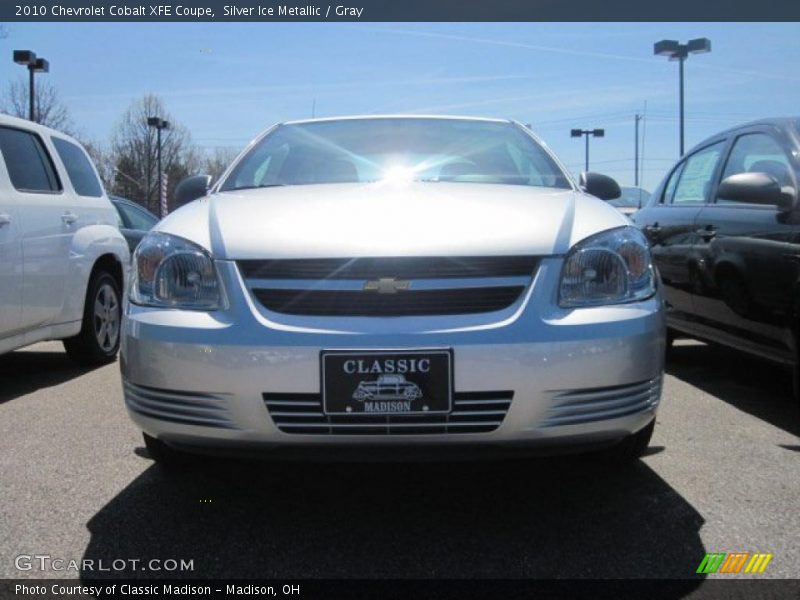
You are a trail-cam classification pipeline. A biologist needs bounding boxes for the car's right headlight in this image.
[559,226,656,308]
[130,232,224,310]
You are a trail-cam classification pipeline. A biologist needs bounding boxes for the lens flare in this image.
[381,166,416,185]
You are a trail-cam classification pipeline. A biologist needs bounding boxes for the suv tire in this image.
[63,269,121,365]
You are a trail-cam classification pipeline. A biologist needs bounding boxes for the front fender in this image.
[63,224,130,324]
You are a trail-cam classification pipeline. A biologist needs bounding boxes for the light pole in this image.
[13,50,49,122]
[570,128,604,172]
[634,114,642,187]
[147,117,169,218]
[654,38,711,156]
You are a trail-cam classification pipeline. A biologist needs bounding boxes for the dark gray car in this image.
[633,117,800,398]
[110,196,159,253]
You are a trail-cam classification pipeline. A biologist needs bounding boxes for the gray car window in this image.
[718,133,793,205]
[117,202,158,231]
[671,142,725,205]
[661,163,684,204]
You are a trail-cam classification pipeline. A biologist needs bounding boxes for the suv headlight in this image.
[559,226,655,308]
[130,232,224,310]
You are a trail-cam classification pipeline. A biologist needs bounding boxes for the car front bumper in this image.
[120,258,665,457]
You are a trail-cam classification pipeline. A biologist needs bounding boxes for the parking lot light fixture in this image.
[654,37,711,156]
[13,50,49,122]
[571,128,605,172]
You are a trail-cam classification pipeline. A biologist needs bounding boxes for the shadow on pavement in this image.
[0,345,103,404]
[80,455,706,585]
[667,341,799,437]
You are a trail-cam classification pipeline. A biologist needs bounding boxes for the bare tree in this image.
[80,140,115,191]
[109,94,199,213]
[203,146,240,184]
[2,76,74,133]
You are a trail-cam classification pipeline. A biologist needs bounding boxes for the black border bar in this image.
[1,0,799,22]
[2,579,800,599]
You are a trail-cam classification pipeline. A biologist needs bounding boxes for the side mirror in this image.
[717,172,796,211]
[579,172,621,201]
[173,174,212,209]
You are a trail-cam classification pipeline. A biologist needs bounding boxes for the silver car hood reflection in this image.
[158,181,629,259]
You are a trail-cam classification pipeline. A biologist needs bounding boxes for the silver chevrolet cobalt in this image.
[121,116,664,466]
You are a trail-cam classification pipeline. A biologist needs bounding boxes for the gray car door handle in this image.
[644,224,661,234]
[696,227,716,240]
[0,212,10,226]
[61,211,78,225]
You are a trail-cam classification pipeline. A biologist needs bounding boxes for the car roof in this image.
[282,114,513,126]
[109,195,137,206]
[686,116,800,154]
[0,112,86,146]
[109,195,153,210]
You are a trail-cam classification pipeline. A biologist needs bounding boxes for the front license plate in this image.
[321,350,453,416]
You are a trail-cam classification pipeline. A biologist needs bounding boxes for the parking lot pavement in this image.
[0,340,798,581]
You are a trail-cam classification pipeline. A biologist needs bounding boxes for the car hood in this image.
[157,182,629,259]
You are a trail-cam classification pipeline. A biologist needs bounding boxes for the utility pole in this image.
[678,55,684,155]
[634,114,642,187]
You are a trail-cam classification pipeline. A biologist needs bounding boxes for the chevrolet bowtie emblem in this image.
[363,278,411,294]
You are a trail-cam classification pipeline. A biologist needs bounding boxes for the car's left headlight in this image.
[130,232,225,310]
[559,226,656,308]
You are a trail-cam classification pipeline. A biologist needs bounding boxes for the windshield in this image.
[220,118,572,191]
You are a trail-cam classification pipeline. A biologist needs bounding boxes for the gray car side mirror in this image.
[717,172,796,211]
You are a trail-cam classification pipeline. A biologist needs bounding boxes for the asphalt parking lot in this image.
[0,340,798,582]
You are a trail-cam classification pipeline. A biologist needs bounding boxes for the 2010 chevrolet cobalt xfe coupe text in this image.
[120,116,665,467]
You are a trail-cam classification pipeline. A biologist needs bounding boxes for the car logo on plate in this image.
[351,374,424,413]
[363,277,411,294]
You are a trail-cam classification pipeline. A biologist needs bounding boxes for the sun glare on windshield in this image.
[380,165,417,185]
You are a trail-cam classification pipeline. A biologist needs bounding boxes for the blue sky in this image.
[3,22,799,190]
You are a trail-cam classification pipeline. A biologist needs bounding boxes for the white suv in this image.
[0,115,129,364]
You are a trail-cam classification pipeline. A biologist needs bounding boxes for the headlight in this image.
[559,226,655,308]
[130,232,224,310]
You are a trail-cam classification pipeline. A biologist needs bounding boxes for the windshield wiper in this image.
[228,183,288,191]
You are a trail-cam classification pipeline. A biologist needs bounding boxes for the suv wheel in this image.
[63,269,121,365]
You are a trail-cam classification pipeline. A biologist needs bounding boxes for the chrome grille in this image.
[542,377,662,427]
[264,390,513,435]
[123,381,236,429]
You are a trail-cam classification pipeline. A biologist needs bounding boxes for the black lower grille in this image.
[239,256,539,279]
[542,377,662,427]
[252,286,524,317]
[123,381,236,429]
[264,390,513,435]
